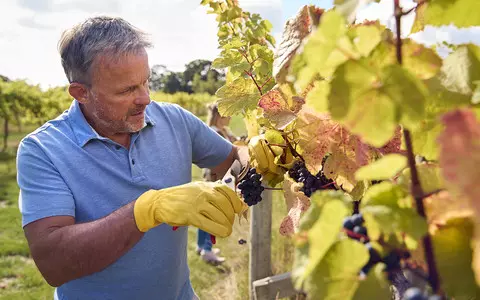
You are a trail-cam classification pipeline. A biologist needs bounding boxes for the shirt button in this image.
[115,145,121,150]
[132,159,135,165]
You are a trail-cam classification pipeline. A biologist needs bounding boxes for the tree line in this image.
[0,59,223,151]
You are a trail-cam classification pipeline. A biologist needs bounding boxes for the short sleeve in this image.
[177,106,233,168]
[17,137,75,227]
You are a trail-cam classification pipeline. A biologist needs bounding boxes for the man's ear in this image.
[68,83,89,104]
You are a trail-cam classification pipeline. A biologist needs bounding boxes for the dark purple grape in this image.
[343,217,355,230]
[351,213,364,226]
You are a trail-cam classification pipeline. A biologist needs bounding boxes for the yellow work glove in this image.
[134,182,247,238]
[248,135,284,176]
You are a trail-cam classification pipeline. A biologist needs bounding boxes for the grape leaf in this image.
[438,109,480,218]
[411,0,480,33]
[304,199,349,283]
[361,181,407,208]
[216,77,261,116]
[258,88,297,129]
[296,107,342,174]
[408,74,471,160]
[273,5,323,84]
[349,21,383,57]
[324,149,359,192]
[305,80,330,113]
[329,60,397,147]
[362,205,427,241]
[355,154,407,181]
[409,117,443,161]
[353,264,391,300]
[280,177,311,236]
[377,126,403,155]
[439,45,480,96]
[432,217,480,299]
[402,39,442,80]
[398,162,444,196]
[303,239,369,300]
[424,190,473,229]
[294,191,350,286]
[303,10,359,79]
[382,65,427,129]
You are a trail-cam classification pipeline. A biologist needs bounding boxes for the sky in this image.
[0,0,479,89]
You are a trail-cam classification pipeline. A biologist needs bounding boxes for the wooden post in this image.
[252,272,297,299]
[249,188,272,300]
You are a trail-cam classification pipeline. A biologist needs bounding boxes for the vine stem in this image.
[393,0,441,294]
[262,187,283,191]
[244,70,264,95]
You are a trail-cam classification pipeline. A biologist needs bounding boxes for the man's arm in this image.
[208,145,249,181]
[24,201,143,287]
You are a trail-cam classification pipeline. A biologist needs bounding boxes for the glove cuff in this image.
[134,190,162,232]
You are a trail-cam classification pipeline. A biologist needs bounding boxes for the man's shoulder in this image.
[20,112,72,149]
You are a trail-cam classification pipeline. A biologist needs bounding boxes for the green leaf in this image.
[290,52,319,94]
[303,10,359,78]
[382,65,426,129]
[409,118,443,160]
[294,191,351,287]
[212,50,244,69]
[355,154,407,181]
[362,205,427,241]
[439,45,480,96]
[402,39,442,80]
[303,199,350,283]
[216,77,261,116]
[306,80,330,113]
[353,264,391,300]
[329,60,397,147]
[411,0,480,33]
[361,181,407,208]
[350,23,382,57]
[222,38,246,50]
[304,239,369,300]
[433,218,480,299]
[398,163,444,195]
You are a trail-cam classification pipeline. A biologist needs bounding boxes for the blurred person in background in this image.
[196,103,238,265]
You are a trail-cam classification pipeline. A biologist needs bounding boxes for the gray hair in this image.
[58,16,152,85]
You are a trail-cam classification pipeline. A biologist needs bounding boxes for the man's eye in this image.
[121,87,135,94]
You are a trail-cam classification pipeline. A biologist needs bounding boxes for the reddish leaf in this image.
[273,5,324,84]
[258,88,298,129]
[280,177,311,236]
[438,109,480,217]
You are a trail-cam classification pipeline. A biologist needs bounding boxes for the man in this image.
[16,16,249,300]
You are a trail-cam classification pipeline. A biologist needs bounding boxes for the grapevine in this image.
[202,0,480,299]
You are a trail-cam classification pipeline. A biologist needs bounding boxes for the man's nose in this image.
[135,86,151,105]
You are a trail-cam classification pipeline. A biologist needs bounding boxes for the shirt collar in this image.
[67,100,155,147]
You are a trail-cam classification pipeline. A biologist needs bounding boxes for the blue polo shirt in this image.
[16,100,233,300]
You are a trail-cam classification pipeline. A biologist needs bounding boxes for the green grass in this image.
[0,119,294,299]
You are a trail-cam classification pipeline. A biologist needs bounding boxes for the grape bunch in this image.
[237,168,264,206]
[343,213,410,276]
[288,161,336,197]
